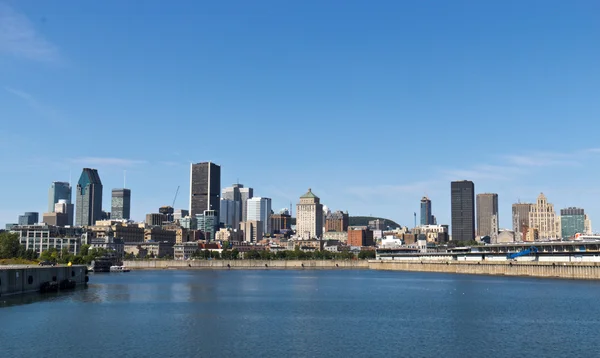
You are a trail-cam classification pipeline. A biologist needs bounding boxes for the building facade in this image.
[271,212,292,233]
[529,193,560,240]
[111,188,131,220]
[296,189,323,239]
[325,210,349,232]
[451,180,475,242]
[246,197,272,235]
[190,162,221,217]
[75,168,103,227]
[560,207,585,239]
[476,193,499,238]
[347,228,374,247]
[512,202,532,240]
[196,210,219,241]
[48,182,72,225]
[240,220,263,243]
[219,199,241,229]
[420,197,433,226]
[239,187,254,222]
[18,212,39,226]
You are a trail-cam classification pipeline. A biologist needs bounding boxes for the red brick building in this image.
[347,228,374,247]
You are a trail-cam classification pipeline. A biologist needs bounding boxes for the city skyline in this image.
[1,2,599,229]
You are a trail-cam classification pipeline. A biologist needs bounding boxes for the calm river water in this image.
[1,269,599,357]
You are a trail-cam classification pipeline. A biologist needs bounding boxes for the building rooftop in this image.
[300,188,319,199]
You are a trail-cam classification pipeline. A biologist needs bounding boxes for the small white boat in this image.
[110,265,130,272]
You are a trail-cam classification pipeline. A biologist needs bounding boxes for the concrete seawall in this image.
[124,260,369,270]
[368,260,600,280]
[0,265,88,297]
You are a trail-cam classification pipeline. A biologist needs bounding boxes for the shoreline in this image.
[123,259,370,270]
[122,259,600,280]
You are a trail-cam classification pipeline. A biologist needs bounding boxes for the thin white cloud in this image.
[5,86,66,124]
[0,3,59,62]
[503,152,577,167]
[70,157,148,167]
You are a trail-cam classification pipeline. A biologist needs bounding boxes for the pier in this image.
[0,265,88,297]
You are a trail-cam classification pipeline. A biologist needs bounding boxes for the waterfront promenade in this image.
[124,259,600,280]
[369,260,600,280]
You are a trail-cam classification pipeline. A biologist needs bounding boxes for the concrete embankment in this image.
[0,265,88,297]
[368,260,600,280]
[124,260,369,270]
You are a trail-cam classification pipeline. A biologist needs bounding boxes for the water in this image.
[1,270,600,357]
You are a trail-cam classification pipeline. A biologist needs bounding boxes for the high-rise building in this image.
[325,210,349,232]
[173,209,189,222]
[196,210,219,241]
[75,168,103,227]
[111,188,131,220]
[48,182,71,213]
[222,183,253,222]
[48,181,73,225]
[296,189,323,239]
[476,193,499,238]
[54,199,74,226]
[529,193,560,240]
[560,207,585,239]
[512,202,532,239]
[189,162,221,217]
[246,197,272,235]
[220,199,241,229]
[240,220,263,243]
[18,212,39,226]
[239,187,254,222]
[451,180,475,242]
[420,197,433,225]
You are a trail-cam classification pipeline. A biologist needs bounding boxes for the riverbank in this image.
[123,260,369,270]
[369,260,600,280]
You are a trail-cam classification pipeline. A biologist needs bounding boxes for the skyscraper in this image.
[246,197,272,235]
[111,188,131,220]
[189,162,221,217]
[239,187,254,222]
[296,189,323,239]
[451,180,475,242]
[18,212,39,226]
[222,183,252,222]
[512,202,532,239]
[420,197,432,226]
[476,193,499,237]
[75,168,103,226]
[48,182,72,213]
[220,199,241,229]
[560,207,585,239]
[529,193,560,240]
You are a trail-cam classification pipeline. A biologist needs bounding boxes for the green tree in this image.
[358,250,376,260]
[80,244,90,256]
[0,232,22,259]
[231,249,239,260]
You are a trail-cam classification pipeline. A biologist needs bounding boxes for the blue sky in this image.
[1,0,599,230]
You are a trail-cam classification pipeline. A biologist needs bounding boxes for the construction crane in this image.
[172,185,180,208]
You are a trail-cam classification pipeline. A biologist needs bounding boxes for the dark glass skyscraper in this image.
[48,182,72,213]
[190,162,221,217]
[111,188,131,220]
[75,168,103,226]
[560,207,585,239]
[420,197,432,225]
[451,180,475,242]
